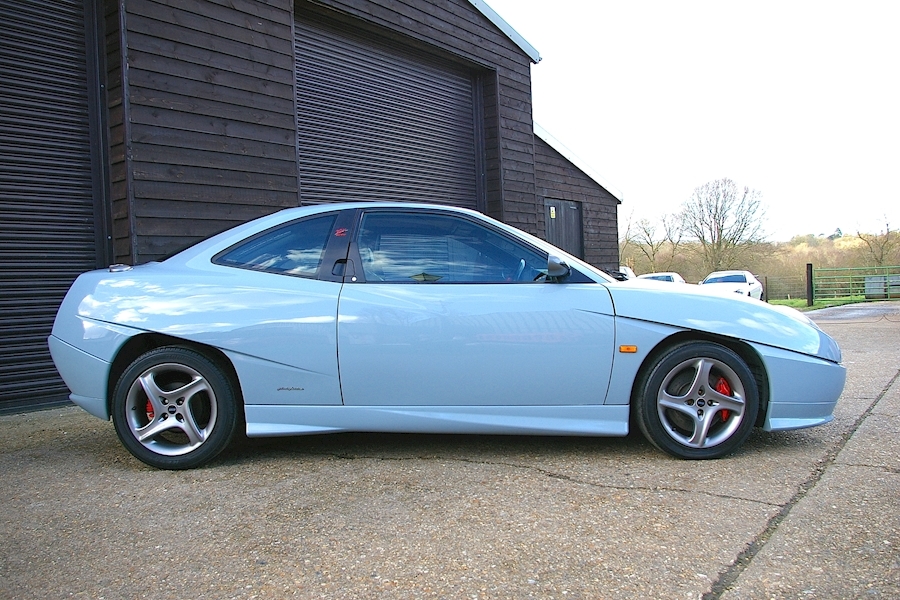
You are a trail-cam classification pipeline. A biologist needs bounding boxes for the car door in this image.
[336,208,616,407]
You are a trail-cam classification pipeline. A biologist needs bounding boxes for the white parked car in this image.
[699,270,764,299]
[637,272,686,283]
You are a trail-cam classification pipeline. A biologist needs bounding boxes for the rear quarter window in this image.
[213,213,338,278]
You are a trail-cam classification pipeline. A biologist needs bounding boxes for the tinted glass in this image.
[214,213,338,278]
[356,212,547,283]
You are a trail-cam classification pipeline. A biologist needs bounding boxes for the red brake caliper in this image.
[145,400,155,421]
[715,377,732,422]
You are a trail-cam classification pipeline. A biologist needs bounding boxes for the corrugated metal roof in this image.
[466,0,541,63]
[534,123,624,203]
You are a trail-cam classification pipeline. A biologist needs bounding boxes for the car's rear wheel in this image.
[634,341,759,459]
[112,347,238,469]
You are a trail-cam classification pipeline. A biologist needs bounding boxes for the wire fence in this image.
[761,274,806,301]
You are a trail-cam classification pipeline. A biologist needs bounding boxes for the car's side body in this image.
[48,203,845,467]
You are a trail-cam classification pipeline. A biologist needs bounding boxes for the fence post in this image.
[806,263,814,306]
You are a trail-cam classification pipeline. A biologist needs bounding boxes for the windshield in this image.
[704,274,747,284]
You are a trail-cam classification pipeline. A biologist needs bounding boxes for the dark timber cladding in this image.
[534,136,620,271]
[303,0,539,232]
[109,0,300,263]
[0,0,100,409]
[295,13,481,209]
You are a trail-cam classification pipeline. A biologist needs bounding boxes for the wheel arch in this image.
[107,334,244,418]
[631,331,770,428]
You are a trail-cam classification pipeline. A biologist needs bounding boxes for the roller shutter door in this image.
[0,0,99,410]
[295,16,481,209]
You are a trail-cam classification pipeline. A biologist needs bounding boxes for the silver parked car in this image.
[49,203,844,469]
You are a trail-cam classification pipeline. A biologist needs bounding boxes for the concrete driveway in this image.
[1,302,898,599]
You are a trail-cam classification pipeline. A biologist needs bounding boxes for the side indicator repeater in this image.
[619,345,638,354]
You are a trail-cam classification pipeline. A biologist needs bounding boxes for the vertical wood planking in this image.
[534,136,620,271]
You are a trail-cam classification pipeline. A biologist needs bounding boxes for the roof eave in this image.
[466,0,541,63]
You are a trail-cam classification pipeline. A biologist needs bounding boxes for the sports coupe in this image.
[49,203,845,469]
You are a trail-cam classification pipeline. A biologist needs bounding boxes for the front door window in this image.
[354,211,548,284]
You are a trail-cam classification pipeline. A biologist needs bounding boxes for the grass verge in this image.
[768,296,868,311]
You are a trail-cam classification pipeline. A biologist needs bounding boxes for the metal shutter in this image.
[0,0,98,410]
[295,17,480,209]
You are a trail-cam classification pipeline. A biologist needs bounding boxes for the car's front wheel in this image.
[112,347,238,469]
[634,341,759,459]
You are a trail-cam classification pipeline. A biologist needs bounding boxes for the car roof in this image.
[706,270,748,276]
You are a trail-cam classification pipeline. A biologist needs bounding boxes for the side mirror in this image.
[547,255,570,279]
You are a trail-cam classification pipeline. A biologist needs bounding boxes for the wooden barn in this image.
[0,0,621,411]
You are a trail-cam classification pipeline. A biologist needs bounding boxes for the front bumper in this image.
[751,342,846,432]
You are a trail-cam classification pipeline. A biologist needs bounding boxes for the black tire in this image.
[111,347,238,469]
[634,341,759,459]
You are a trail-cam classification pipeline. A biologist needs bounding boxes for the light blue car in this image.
[49,203,845,469]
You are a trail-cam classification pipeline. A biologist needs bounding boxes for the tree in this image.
[618,209,637,268]
[660,213,683,271]
[629,215,683,274]
[633,218,666,273]
[856,223,899,266]
[680,178,766,273]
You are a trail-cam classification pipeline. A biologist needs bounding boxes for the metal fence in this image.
[813,266,900,300]
[761,266,900,303]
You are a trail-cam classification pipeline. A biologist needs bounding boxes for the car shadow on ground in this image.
[210,425,824,470]
[216,429,652,467]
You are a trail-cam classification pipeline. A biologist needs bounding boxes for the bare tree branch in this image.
[661,213,683,270]
[634,219,667,272]
[618,209,637,266]
[856,221,898,266]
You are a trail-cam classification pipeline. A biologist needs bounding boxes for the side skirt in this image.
[244,404,630,437]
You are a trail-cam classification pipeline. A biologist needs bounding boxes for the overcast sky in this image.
[484,0,899,241]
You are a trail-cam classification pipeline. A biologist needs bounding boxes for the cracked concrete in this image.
[1,302,897,599]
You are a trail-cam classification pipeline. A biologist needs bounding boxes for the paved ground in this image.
[1,302,898,599]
